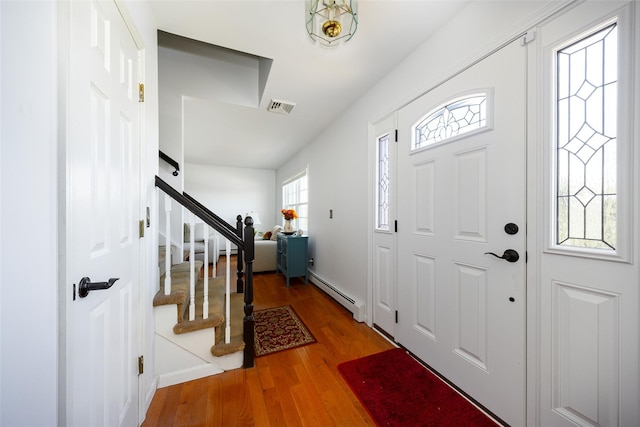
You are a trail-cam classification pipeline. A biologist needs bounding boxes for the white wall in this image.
[277,1,571,320]
[0,2,59,425]
[184,163,276,234]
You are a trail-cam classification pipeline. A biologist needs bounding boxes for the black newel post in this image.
[242,216,255,368]
[235,215,244,293]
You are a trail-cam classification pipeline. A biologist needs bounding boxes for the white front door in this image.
[66,1,141,425]
[372,114,397,337]
[396,39,527,426]
[533,2,639,425]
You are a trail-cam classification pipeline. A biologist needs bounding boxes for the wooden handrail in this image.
[155,176,242,246]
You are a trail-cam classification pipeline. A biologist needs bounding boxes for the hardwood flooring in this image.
[143,258,395,426]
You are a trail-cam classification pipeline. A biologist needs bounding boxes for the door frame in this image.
[58,1,147,425]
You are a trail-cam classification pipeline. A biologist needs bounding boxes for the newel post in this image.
[243,216,255,368]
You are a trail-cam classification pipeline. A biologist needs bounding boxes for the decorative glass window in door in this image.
[555,23,617,250]
[376,133,390,230]
[412,92,488,150]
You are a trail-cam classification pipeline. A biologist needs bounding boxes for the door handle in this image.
[78,277,119,298]
[484,249,519,263]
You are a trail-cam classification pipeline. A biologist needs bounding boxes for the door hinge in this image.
[138,83,145,102]
[395,129,398,142]
[520,31,536,46]
[139,220,145,238]
[395,310,398,323]
[138,356,144,375]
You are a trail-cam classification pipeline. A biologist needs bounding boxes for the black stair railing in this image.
[159,150,180,176]
[155,176,255,368]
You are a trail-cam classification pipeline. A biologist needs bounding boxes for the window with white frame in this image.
[376,132,390,230]
[282,169,308,232]
[553,21,618,251]
[412,92,489,150]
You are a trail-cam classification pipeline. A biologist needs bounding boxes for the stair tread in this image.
[174,314,224,334]
[211,339,245,357]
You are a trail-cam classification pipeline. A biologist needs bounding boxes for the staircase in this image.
[153,176,255,388]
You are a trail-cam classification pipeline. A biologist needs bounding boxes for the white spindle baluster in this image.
[164,193,172,295]
[225,239,231,343]
[188,213,196,321]
[202,224,209,320]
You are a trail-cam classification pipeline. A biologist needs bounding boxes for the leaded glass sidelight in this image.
[376,133,390,230]
[555,23,617,250]
[413,93,487,150]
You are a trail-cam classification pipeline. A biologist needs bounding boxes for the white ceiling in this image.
[149,1,471,170]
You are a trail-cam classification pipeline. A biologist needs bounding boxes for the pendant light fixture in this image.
[306,0,358,47]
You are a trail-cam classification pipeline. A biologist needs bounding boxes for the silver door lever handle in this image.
[78,277,119,298]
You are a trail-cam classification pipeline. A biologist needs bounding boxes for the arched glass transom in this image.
[412,93,487,150]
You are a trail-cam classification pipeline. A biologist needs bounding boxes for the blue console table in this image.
[276,234,308,287]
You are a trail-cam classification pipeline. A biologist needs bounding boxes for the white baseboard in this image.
[157,364,224,388]
[309,271,365,322]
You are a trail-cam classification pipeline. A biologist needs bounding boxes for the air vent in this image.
[268,99,296,115]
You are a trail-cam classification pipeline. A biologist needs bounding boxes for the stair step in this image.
[173,314,224,334]
[210,293,246,357]
[211,339,245,357]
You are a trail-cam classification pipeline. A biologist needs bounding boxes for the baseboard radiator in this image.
[309,271,365,322]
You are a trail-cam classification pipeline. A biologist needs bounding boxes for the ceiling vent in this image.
[268,99,296,115]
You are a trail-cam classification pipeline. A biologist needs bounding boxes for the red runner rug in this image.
[338,348,498,426]
[254,305,315,357]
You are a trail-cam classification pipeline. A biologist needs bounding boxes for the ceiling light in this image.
[306,0,358,47]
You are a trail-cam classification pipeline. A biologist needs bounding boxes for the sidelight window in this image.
[376,133,390,230]
[554,23,618,250]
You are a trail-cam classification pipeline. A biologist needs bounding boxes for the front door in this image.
[396,39,527,426]
[67,1,141,425]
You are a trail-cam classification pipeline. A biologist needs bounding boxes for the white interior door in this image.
[396,39,527,426]
[67,1,141,425]
[534,2,639,425]
[372,114,397,337]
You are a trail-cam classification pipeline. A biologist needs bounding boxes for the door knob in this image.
[78,277,119,298]
[484,249,519,263]
[504,223,519,235]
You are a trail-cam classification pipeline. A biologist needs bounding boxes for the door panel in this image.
[68,1,140,425]
[396,39,527,426]
[535,3,639,425]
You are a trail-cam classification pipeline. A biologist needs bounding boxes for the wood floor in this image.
[142,259,395,426]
